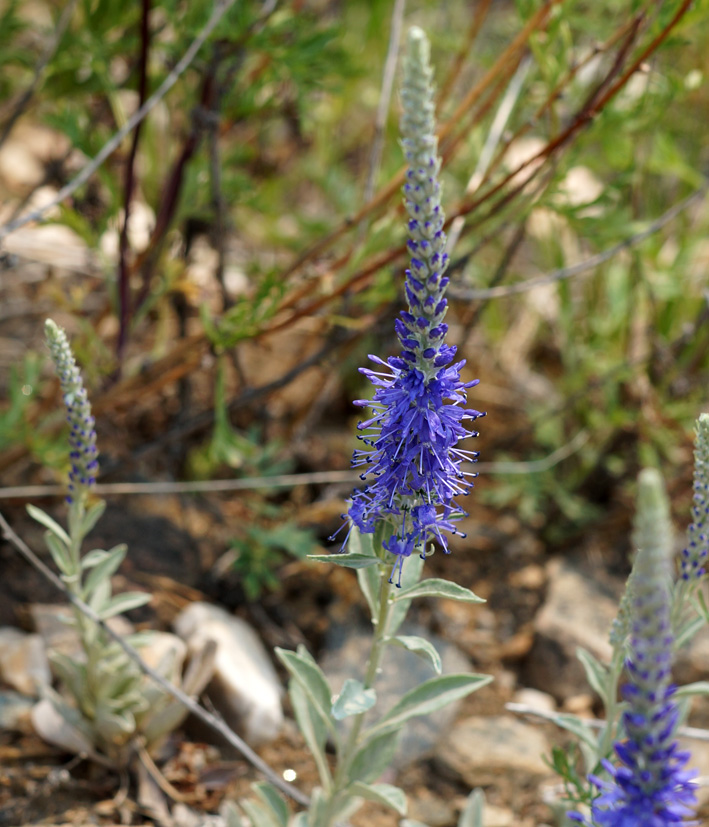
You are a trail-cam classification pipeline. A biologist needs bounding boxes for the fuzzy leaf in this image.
[308,553,380,569]
[99,590,151,619]
[240,799,278,827]
[367,673,492,738]
[275,646,335,735]
[576,646,610,705]
[27,504,70,546]
[458,788,485,827]
[80,500,106,537]
[45,531,74,576]
[82,544,127,599]
[332,678,376,720]
[289,679,330,778]
[393,578,484,604]
[253,782,289,827]
[348,729,398,783]
[350,781,407,815]
[675,681,709,698]
[388,635,442,674]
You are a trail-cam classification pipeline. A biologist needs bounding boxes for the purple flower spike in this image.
[570,470,698,827]
[680,414,709,582]
[340,28,484,582]
[45,320,99,506]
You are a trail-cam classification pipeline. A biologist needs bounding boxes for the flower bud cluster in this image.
[45,320,98,504]
[680,413,709,581]
[572,470,697,826]
[343,28,484,585]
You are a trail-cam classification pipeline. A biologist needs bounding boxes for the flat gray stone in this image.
[435,715,552,784]
[320,621,472,770]
[526,559,618,700]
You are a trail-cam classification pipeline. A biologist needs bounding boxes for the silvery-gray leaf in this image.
[80,500,106,538]
[26,505,70,547]
[82,544,127,599]
[366,673,493,738]
[308,553,379,569]
[99,590,151,619]
[275,647,335,735]
[331,678,376,720]
[253,782,289,827]
[240,799,280,827]
[388,635,442,675]
[349,781,407,815]
[89,577,112,613]
[48,651,87,703]
[348,729,398,783]
[392,578,484,604]
[289,679,331,778]
[674,680,709,698]
[457,788,484,827]
[44,532,73,576]
[575,646,610,706]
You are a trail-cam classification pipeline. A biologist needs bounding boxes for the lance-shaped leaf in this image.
[99,590,151,619]
[82,545,127,599]
[308,553,380,569]
[275,646,336,735]
[458,788,485,827]
[27,504,70,547]
[348,729,398,783]
[575,646,610,706]
[349,781,407,815]
[392,578,484,604]
[365,673,492,738]
[331,678,376,720]
[388,635,442,674]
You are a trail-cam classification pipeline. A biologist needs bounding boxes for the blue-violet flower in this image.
[45,319,99,505]
[343,27,484,585]
[571,469,697,826]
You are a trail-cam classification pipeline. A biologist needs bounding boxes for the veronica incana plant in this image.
[30,321,205,764]
[262,27,491,827]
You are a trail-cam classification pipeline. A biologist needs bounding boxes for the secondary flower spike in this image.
[343,27,484,586]
[45,319,99,505]
[680,413,709,581]
[570,469,697,827]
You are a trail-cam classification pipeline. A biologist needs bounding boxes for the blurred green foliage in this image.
[2,0,709,549]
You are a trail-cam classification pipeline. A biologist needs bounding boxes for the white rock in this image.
[512,687,556,714]
[173,602,283,745]
[31,697,95,756]
[0,627,51,696]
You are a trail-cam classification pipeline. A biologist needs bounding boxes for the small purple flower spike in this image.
[45,320,99,505]
[680,414,709,582]
[569,470,697,827]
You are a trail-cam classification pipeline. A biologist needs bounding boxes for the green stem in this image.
[321,564,394,826]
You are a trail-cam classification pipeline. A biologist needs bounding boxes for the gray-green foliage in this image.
[547,429,709,818]
[29,321,211,764]
[268,521,491,826]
